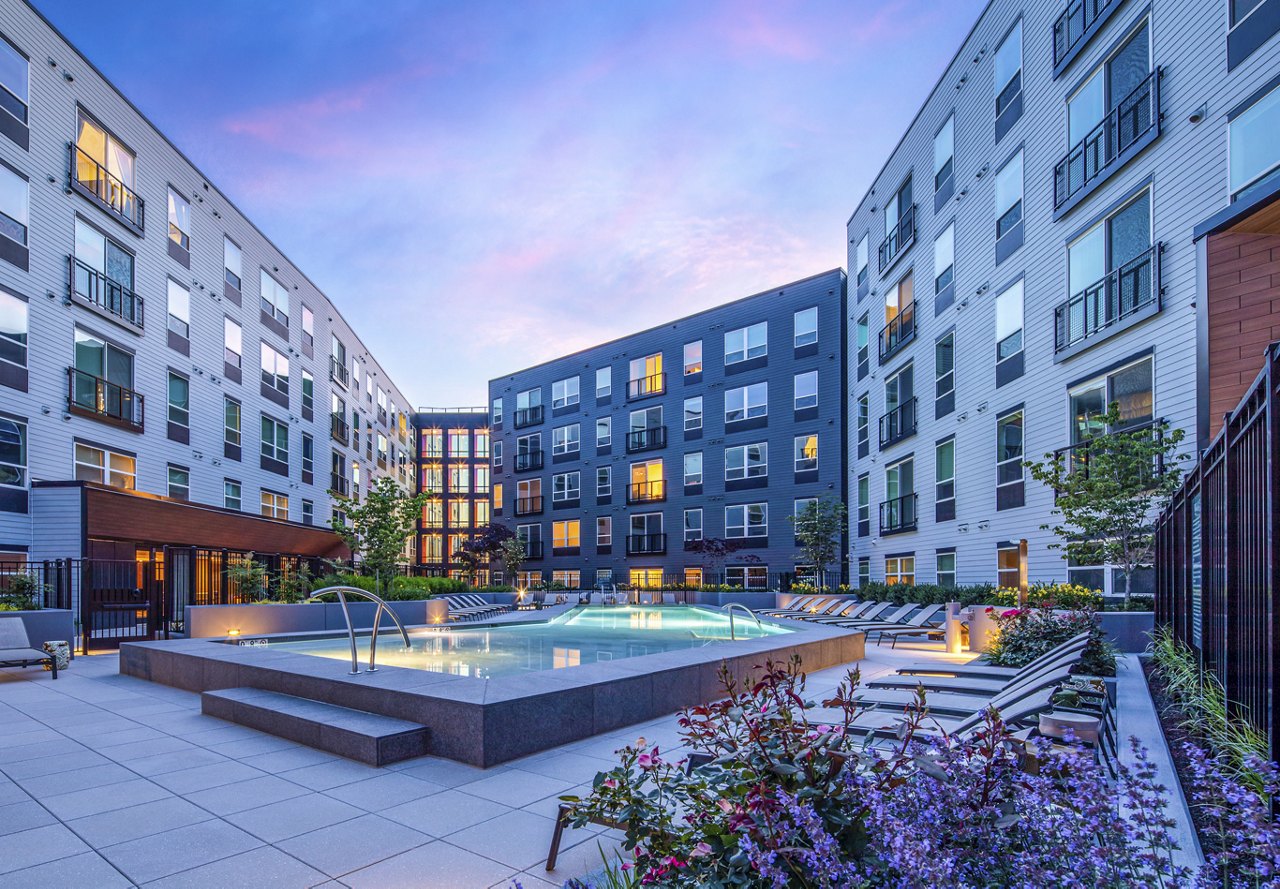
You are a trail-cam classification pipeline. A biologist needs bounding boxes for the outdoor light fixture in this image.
[226,628,241,636]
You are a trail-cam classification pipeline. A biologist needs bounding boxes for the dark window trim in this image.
[1063,175,1154,245]
[1065,346,1154,391]
[1053,0,1127,78]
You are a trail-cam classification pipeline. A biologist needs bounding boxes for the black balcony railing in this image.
[515,450,545,472]
[1054,244,1160,353]
[515,495,544,516]
[626,533,667,555]
[329,474,350,497]
[627,373,666,400]
[879,493,918,535]
[878,397,917,448]
[1053,0,1108,68]
[67,367,143,430]
[878,204,916,272]
[1052,419,1166,492]
[514,405,545,428]
[330,356,350,388]
[330,412,350,444]
[878,303,916,362]
[69,257,144,328]
[71,145,145,232]
[1053,69,1158,210]
[523,540,545,560]
[627,480,667,504]
[626,426,668,453]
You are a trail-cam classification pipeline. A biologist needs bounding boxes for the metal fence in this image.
[1154,342,1279,758]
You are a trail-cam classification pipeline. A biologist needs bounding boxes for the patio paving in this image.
[0,637,1188,887]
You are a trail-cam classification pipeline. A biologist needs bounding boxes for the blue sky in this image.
[39,0,985,406]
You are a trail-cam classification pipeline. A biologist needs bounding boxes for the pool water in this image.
[268,606,790,679]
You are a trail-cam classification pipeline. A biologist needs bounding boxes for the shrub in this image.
[0,573,47,611]
[991,581,1103,611]
[985,605,1117,676]
[856,581,994,607]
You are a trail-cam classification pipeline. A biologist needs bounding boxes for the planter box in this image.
[1098,611,1154,653]
[186,601,432,639]
[0,609,75,651]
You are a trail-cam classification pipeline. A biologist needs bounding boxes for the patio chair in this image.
[854,657,1083,716]
[661,592,678,605]
[753,595,825,617]
[888,632,1092,683]
[802,600,899,624]
[785,598,857,619]
[860,604,950,647]
[0,618,57,679]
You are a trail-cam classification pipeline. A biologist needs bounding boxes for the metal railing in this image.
[879,493,918,535]
[523,540,545,560]
[69,256,144,328]
[70,145,145,231]
[627,533,668,555]
[878,204,916,272]
[514,495,544,515]
[878,303,916,362]
[626,426,668,453]
[67,367,144,430]
[330,356,350,387]
[627,480,667,503]
[305,586,412,675]
[1054,69,1158,209]
[878,397,917,448]
[514,405,545,428]
[1054,244,1160,352]
[329,473,350,496]
[1052,418,1165,488]
[627,373,666,400]
[1053,0,1109,67]
[330,412,350,444]
[515,450,544,472]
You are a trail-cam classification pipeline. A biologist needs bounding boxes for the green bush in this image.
[309,573,468,600]
[991,582,1103,612]
[0,574,48,611]
[855,581,994,607]
[985,605,1116,676]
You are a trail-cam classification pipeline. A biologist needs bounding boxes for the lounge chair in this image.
[754,595,835,617]
[855,657,1083,715]
[444,595,505,620]
[661,592,678,605]
[888,632,1092,683]
[803,601,902,624]
[862,604,950,647]
[0,618,57,679]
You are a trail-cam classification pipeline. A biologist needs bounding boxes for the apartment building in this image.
[0,2,416,568]
[846,0,1280,593]
[413,408,491,578]
[488,270,847,590]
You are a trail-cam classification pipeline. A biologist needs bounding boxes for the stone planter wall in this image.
[0,609,75,650]
[186,601,433,639]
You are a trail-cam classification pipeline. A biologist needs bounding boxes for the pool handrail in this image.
[721,602,763,640]
[306,585,412,675]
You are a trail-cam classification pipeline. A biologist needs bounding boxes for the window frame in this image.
[725,381,768,423]
[794,433,818,472]
[793,307,819,348]
[260,413,290,465]
[725,502,768,539]
[793,370,818,410]
[552,423,581,455]
[684,451,703,486]
[551,375,580,409]
[684,396,703,431]
[725,442,768,481]
[724,321,768,365]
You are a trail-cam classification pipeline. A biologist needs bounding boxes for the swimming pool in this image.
[266,606,790,679]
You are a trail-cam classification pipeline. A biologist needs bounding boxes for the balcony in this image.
[878,303,916,364]
[878,397,917,448]
[877,204,916,273]
[1051,419,1166,494]
[523,540,545,560]
[330,412,350,444]
[1053,0,1119,73]
[329,474,350,497]
[66,367,143,431]
[69,257,144,328]
[513,405,544,428]
[627,373,666,400]
[626,426,667,453]
[627,480,667,504]
[70,145,145,233]
[626,533,667,555]
[1054,245,1160,355]
[880,493,918,535]
[1053,69,1159,214]
[515,450,545,472]
[514,495,544,516]
[330,357,350,388]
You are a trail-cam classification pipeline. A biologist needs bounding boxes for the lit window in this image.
[725,321,767,364]
[885,556,915,585]
[74,111,138,226]
[260,490,288,520]
[167,188,190,250]
[684,340,703,375]
[73,442,135,489]
[493,482,503,511]
[553,519,580,549]
[448,429,470,457]
[997,544,1021,589]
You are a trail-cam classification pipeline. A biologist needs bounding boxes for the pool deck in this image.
[0,642,1197,887]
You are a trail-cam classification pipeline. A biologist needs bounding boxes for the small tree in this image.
[499,535,527,587]
[684,537,747,586]
[331,476,428,588]
[1024,405,1186,603]
[788,497,847,590]
[225,554,269,602]
[455,525,516,588]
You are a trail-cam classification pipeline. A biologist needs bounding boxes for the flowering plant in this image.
[992,581,1104,611]
[986,604,1117,676]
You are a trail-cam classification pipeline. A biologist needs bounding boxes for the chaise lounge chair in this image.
[0,618,57,679]
[753,595,827,617]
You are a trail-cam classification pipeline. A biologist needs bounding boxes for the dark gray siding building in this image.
[489,269,847,590]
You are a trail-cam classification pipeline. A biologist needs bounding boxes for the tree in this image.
[788,497,847,589]
[454,525,514,588]
[331,476,428,585]
[498,535,527,587]
[684,537,750,585]
[1024,405,1186,603]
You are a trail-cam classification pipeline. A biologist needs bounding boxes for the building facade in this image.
[0,1,416,568]
[413,408,491,579]
[488,270,847,590]
[845,0,1280,592]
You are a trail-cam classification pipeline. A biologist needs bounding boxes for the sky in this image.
[39,0,986,407]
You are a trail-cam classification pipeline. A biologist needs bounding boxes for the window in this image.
[516,387,542,411]
[0,288,27,372]
[628,353,664,396]
[492,440,503,468]
[72,218,137,323]
[935,332,955,403]
[420,428,443,459]
[167,188,190,250]
[167,279,190,339]
[475,464,491,493]
[726,566,768,590]
[794,308,818,348]
[996,409,1024,494]
[1231,82,1280,198]
[261,490,288,520]
[301,306,314,349]
[997,544,1021,589]
[302,433,315,479]
[224,238,242,290]
[553,471,580,502]
[224,397,241,447]
[937,551,957,587]
[995,280,1023,363]
[224,479,242,510]
[552,423,580,455]
[0,161,27,248]
[449,500,471,526]
[1233,0,1267,26]
[74,111,138,225]
[684,508,703,543]
[552,376,579,408]
[260,269,289,326]
[995,149,1023,241]
[261,414,289,464]
[795,434,817,472]
[886,556,916,585]
[597,466,611,496]
[1062,188,1153,349]
[856,396,869,452]
[884,363,914,429]
[725,321,767,364]
[1067,19,1150,150]
[726,503,768,538]
[0,416,26,489]
[1069,357,1154,445]
[422,497,443,526]
[934,223,955,295]
[725,442,767,480]
[858,557,870,588]
[222,317,242,368]
[260,341,290,396]
[0,37,29,124]
[884,457,915,528]
[794,371,818,410]
[934,114,954,194]
[725,382,767,422]
[302,371,314,415]
[857,473,870,533]
[72,330,136,420]
[856,315,869,377]
[491,397,504,424]
[553,519,580,550]
[302,500,314,526]
[73,442,135,489]
[596,366,611,398]
[448,429,470,457]
[161,465,189,502]
[597,516,612,547]
[596,417,611,447]
[476,500,490,526]
[493,482,504,511]
[883,271,913,327]
[684,451,703,486]
[855,234,869,288]
[684,340,703,375]
[935,438,955,509]
[684,396,703,431]
[167,372,189,429]
[994,18,1022,119]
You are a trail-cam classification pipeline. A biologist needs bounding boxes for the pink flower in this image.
[691,843,713,858]
[602,778,617,789]
[635,736,648,750]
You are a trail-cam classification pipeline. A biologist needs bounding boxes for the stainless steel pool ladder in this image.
[306,586,412,675]
[721,602,762,640]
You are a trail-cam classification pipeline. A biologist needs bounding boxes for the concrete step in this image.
[201,687,429,766]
